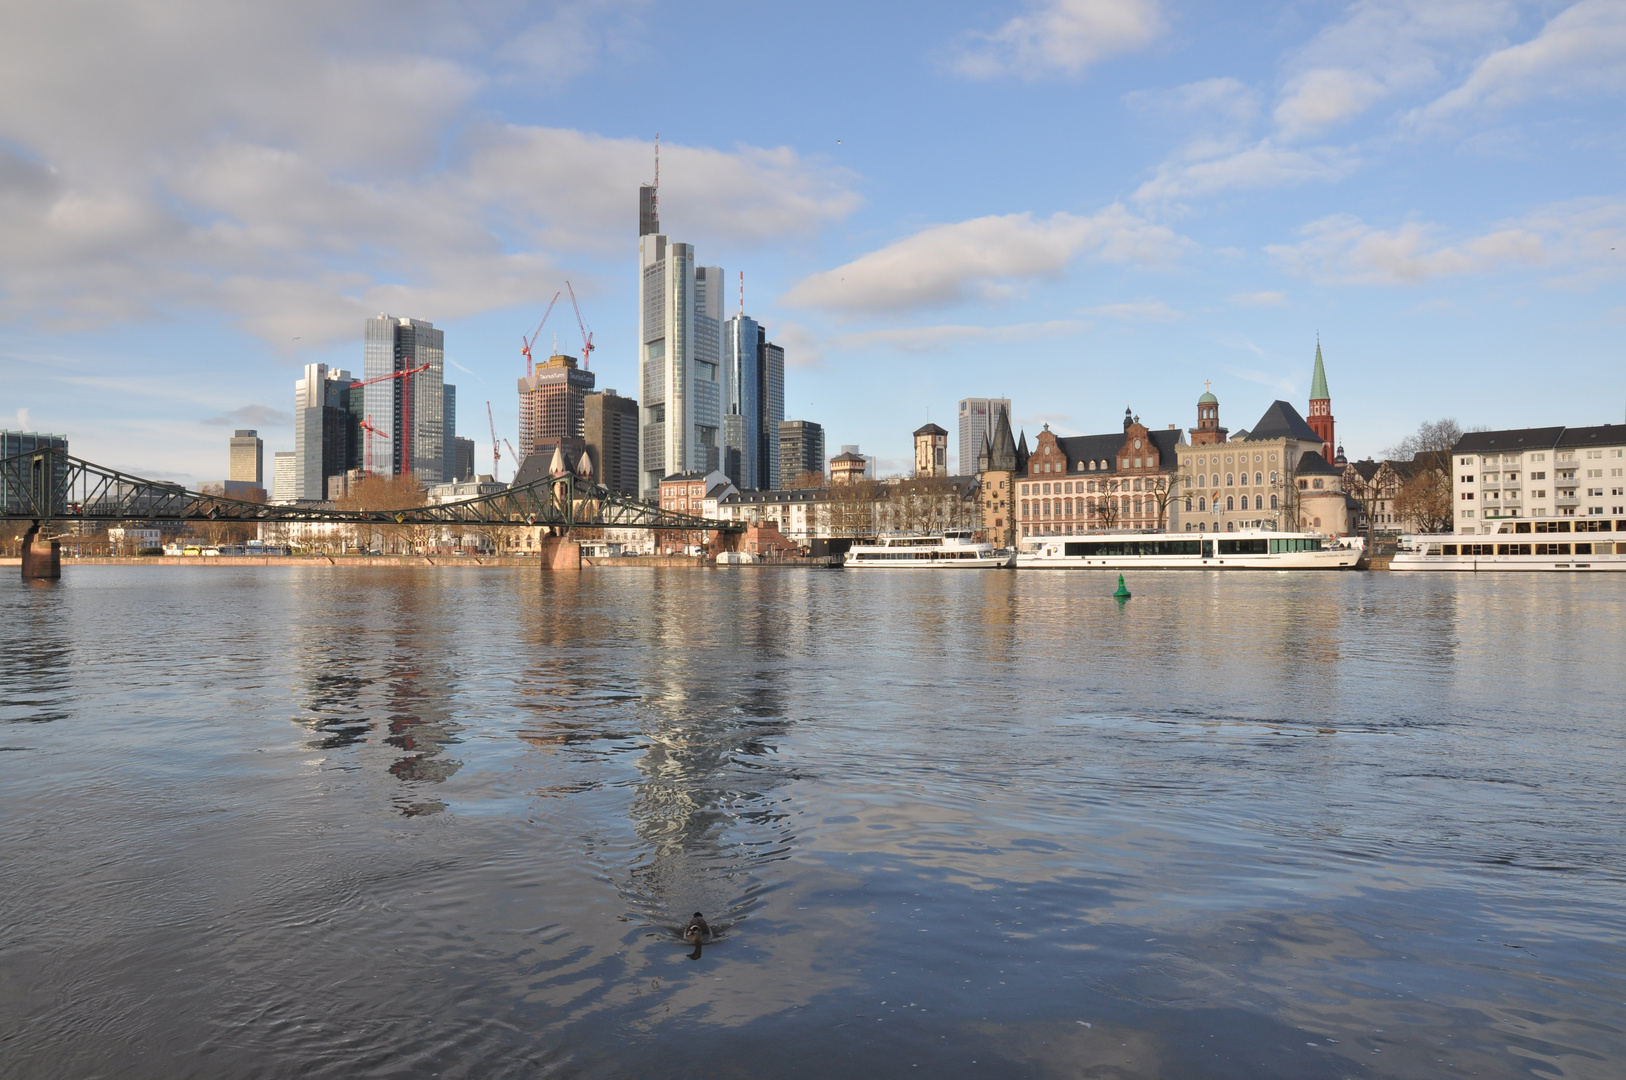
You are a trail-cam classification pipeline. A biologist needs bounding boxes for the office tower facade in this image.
[518,353,595,460]
[294,363,359,501]
[637,189,724,500]
[443,383,457,482]
[362,315,446,484]
[272,452,296,503]
[585,390,640,497]
[720,314,786,491]
[229,430,263,485]
[779,420,825,489]
[453,437,475,481]
[0,431,69,516]
[959,398,1011,477]
[722,313,760,489]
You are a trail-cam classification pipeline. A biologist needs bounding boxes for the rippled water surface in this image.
[3,565,1625,1078]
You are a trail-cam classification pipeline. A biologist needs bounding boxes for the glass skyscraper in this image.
[363,315,446,484]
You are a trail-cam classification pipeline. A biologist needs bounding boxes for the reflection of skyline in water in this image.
[513,571,804,934]
[288,571,464,815]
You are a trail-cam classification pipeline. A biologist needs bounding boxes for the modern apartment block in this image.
[519,352,594,465]
[637,184,725,500]
[721,308,786,491]
[585,389,639,497]
[228,429,263,486]
[362,314,446,484]
[1452,425,1626,533]
[958,398,1011,476]
[294,363,362,501]
[779,420,825,489]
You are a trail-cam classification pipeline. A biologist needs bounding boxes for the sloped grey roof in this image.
[1246,400,1322,443]
[1295,449,1342,476]
[1453,427,1564,454]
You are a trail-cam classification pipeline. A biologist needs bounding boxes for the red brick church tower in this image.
[1307,338,1335,460]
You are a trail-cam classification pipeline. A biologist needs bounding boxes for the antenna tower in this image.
[739,271,744,318]
[652,133,659,219]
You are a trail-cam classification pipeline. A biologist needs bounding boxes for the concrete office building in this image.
[1,431,69,516]
[519,353,593,459]
[363,314,446,484]
[229,430,263,486]
[958,398,1010,476]
[585,390,640,497]
[294,363,362,501]
[779,420,825,488]
[637,183,725,500]
[272,451,297,504]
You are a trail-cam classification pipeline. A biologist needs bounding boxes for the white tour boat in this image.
[843,529,1013,569]
[1014,528,1360,570]
[1391,517,1626,572]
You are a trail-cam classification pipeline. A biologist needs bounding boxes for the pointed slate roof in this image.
[985,405,1018,472]
[1246,400,1323,443]
[1295,449,1342,476]
[1310,340,1330,401]
[1015,430,1030,471]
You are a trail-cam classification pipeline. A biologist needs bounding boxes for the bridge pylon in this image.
[20,523,61,581]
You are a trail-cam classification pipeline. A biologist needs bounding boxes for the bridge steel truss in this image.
[0,449,741,534]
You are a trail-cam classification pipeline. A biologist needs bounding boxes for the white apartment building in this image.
[1453,425,1626,533]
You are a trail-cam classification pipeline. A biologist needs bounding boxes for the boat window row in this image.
[1510,520,1626,533]
[855,550,988,560]
[1443,542,1617,556]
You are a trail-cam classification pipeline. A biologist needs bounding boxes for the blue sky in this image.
[2,0,1623,482]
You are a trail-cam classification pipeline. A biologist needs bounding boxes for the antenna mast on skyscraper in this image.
[739,271,744,318]
[652,133,660,219]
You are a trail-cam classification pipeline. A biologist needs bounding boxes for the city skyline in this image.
[3,2,1624,485]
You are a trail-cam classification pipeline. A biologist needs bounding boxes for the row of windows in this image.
[1189,453,1278,466]
[1195,471,1276,487]
[1022,479,1165,496]
[1185,495,1278,512]
[1021,498,1149,517]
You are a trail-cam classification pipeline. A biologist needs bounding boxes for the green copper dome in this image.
[1198,389,1218,405]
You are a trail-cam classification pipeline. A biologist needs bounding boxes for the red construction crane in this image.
[350,364,429,476]
[565,280,594,369]
[357,416,390,478]
[502,438,522,471]
[486,401,503,482]
[522,292,561,374]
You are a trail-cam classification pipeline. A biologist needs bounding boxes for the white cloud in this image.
[950,0,1165,79]
[1087,300,1180,321]
[1125,77,1259,125]
[202,405,294,428]
[1272,0,1516,139]
[781,207,1187,315]
[1419,0,1626,120]
[1132,139,1356,203]
[1229,291,1288,307]
[1266,198,1626,285]
[834,320,1089,353]
[0,2,859,348]
[15,408,29,429]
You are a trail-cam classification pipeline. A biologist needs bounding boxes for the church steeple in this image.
[1310,337,1330,401]
[1306,336,1335,459]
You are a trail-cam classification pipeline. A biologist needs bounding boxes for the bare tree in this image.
[1144,474,1181,530]
[788,470,826,490]
[1385,419,1464,534]
[1090,480,1123,530]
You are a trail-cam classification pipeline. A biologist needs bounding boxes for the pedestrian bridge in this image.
[4,448,739,578]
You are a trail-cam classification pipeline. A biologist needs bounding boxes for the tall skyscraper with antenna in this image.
[636,151,725,500]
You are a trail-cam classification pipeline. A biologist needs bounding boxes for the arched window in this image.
[1227,473,1234,486]
[1255,495,1263,510]
[1064,499,1072,516]
[1255,472,1263,485]
[1226,496,1234,510]
[1185,498,1192,511]
[1227,521,1235,532]
[1211,474,1220,487]
[1198,496,1206,511]
[1185,522,1191,531]
[1269,471,1278,484]
[1270,495,1278,509]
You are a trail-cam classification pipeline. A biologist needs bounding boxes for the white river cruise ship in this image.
[1391,517,1626,571]
[1015,529,1361,570]
[843,530,1014,569]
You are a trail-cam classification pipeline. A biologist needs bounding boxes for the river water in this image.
[2,565,1623,1079]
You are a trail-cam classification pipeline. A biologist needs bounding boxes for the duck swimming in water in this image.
[683,913,711,943]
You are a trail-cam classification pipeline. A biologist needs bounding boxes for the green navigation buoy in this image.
[1113,574,1131,600]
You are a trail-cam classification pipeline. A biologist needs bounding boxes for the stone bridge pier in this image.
[20,523,61,581]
